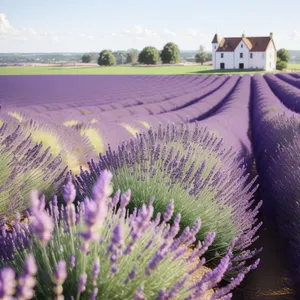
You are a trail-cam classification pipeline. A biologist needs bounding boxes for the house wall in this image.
[249,52,266,69]
[212,43,218,69]
[215,52,234,69]
[233,40,250,68]
[265,42,276,71]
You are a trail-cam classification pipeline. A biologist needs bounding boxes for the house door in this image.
[239,63,244,69]
[220,63,225,69]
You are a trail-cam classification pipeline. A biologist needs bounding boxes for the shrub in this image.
[75,123,261,274]
[276,60,287,71]
[160,42,180,64]
[0,170,258,299]
[0,122,66,225]
[81,54,92,63]
[98,50,115,66]
[21,119,95,174]
[138,46,160,65]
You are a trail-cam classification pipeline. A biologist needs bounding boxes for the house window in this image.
[240,53,243,58]
[221,53,224,58]
[250,53,253,59]
[241,44,243,48]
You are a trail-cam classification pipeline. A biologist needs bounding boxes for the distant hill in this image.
[288,50,300,63]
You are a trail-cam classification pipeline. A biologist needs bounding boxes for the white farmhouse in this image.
[211,33,277,71]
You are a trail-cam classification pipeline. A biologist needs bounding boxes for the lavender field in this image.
[0,72,300,299]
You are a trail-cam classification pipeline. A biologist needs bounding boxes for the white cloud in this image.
[0,13,37,39]
[0,13,11,34]
[163,28,176,36]
[121,25,159,39]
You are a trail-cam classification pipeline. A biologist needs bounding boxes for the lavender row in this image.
[7,75,209,116]
[290,72,300,79]
[36,76,212,121]
[117,75,236,127]
[276,73,300,89]
[264,73,300,113]
[0,75,206,111]
[197,75,252,170]
[251,74,300,294]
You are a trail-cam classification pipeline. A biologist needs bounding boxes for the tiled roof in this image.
[215,35,274,52]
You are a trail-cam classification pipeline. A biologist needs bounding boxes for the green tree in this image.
[160,42,180,64]
[81,54,92,63]
[195,45,207,65]
[126,48,139,65]
[138,46,160,65]
[98,50,116,66]
[276,60,288,71]
[277,48,290,63]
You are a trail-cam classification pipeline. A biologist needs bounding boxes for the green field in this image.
[0,64,299,75]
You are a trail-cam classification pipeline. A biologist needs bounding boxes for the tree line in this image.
[81,43,209,66]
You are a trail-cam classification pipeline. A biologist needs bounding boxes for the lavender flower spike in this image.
[70,254,75,269]
[78,273,87,293]
[91,258,100,286]
[53,261,67,299]
[134,287,145,300]
[16,255,37,300]
[0,268,16,298]
[63,173,76,205]
[163,200,174,222]
[30,191,54,247]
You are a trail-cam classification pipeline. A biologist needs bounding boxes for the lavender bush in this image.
[0,122,66,225]
[76,123,261,274]
[21,118,96,174]
[0,170,258,299]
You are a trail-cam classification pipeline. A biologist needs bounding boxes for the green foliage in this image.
[160,42,180,64]
[0,122,66,224]
[76,124,260,265]
[1,178,220,299]
[81,54,92,63]
[126,48,138,65]
[138,46,160,65]
[277,48,290,63]
[195,45,207,65]
[276,60,288,71]
[98,50,116,66]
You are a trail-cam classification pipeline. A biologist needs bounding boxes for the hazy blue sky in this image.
[0,0,299,52]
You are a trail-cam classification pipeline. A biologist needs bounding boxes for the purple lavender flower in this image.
[163,200,174,222]
[0,267,16,298]
[53,261,67,285]
[63,173,76,205]
[91,258,100,286]
[70,254,76,269]
[134,287,145,300]
[90,287,98,300]
[78,273,87,293]
[16,255,37,300]
[30,191,54,247]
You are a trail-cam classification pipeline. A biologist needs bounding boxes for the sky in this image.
[0,0,300,53]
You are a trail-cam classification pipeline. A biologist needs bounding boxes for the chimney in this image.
[270,32,273,38]
[242,33,245,38]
